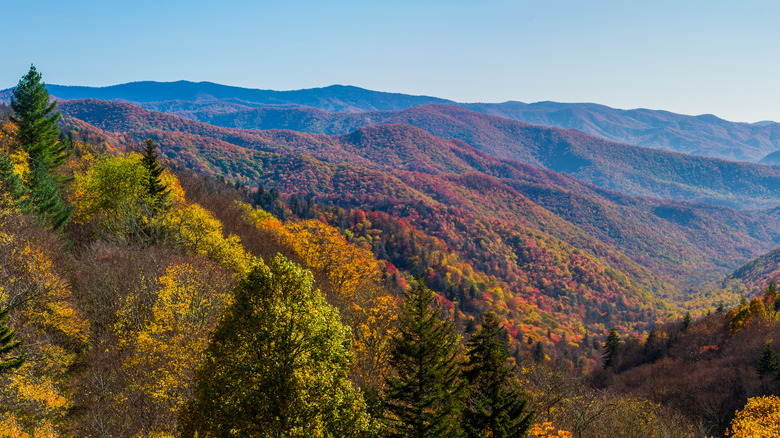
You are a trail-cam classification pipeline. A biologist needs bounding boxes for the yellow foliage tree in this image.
[728,395,780,438]
[238,202,400,391]
[114,261,234,436]
[164,204,251,274]
[71,153,251,274]
[0,211,89,437]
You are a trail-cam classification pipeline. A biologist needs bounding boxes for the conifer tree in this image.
[9,65,71,229]
[384,283,465,438]
[140,138,169,204]
[179,256,373,438]
[603,328,621,369]
[10,65,67,170]
[756,340,780,377]
[463,312,535,438]
[0,307,25,373]
[533,341,545,363]
[681,312,692,331]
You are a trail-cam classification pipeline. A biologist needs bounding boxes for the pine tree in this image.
[756,339,780,377]
[9,65,71,229]
[140,138,169,204]
[764,280,779,301]
[681,312,692,331]
[384,283,465,438]
[0,307,25,373]
[533,341,545,363]
[179,256,373,438]
[10,65,67,170]
[603,328,621,369]
[462,312,535,438]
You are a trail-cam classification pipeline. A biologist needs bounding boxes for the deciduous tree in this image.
[179,256,374,438]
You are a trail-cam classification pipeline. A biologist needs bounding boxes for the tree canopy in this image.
[179,256,375,438]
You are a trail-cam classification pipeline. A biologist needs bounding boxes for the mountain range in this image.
[6,79,780,341]
[53,98,780,292]
[4,80,780,163]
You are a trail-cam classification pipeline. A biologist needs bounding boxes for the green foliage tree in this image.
[463,312,535,438]
[179,256,374,438]
[756,339,780,377]
[603,329,621,369]
[384,283,465,438]
[10,65,67,169]
[0,307,25,373]
[140,138,169,205]
[9,65,71,229]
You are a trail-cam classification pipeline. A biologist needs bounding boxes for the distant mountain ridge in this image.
[3,80,780,162]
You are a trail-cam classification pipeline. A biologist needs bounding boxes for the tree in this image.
[9,65,71,229]
[603,329,621,369]
[756,340,780,377]
[681,312,692,331]
[534,341,545,363]
[462,312,535,438]
[0,307,24,372]
[10,65,67,170]
[384,283,465,438]
[179,256,374,438]
[140,138,169,204]
[729,395,780,437]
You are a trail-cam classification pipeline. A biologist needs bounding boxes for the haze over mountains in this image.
[4,80,780,163]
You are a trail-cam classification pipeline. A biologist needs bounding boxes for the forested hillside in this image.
[56,99,780,288]
[57,99,780,210]
[4,68,780,436]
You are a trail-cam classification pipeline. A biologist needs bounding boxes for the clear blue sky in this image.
[4,0,779,122]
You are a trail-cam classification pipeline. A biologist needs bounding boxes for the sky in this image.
[4,0,779,123]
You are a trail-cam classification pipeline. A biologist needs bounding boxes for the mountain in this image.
[58,99,780,210]
[0,81,453,113]
[461,101,780,162]
[56,99,780,291]
[6,80,780,162]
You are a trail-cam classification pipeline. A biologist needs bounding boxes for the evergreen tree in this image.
[9,65,71,229]
[756,340,780,377]
[462,312,535,438]
[384,283,465,438]
[681,312,692,332]
[764,280,779,301]
[533,341,545,363]
[140,138,169,204]
[10,65,67,170]
[603,328,621,369]
[179,256,374,438]
[0,307,25,373]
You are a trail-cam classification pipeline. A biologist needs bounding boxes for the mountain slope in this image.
[59,99,780,209]
[56,99,780,289]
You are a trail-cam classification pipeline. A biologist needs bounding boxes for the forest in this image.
[2,66,780,437]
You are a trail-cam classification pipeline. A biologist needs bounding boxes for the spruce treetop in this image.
[10,65,66,169]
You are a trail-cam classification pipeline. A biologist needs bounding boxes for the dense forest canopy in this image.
[2,66,780,436]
